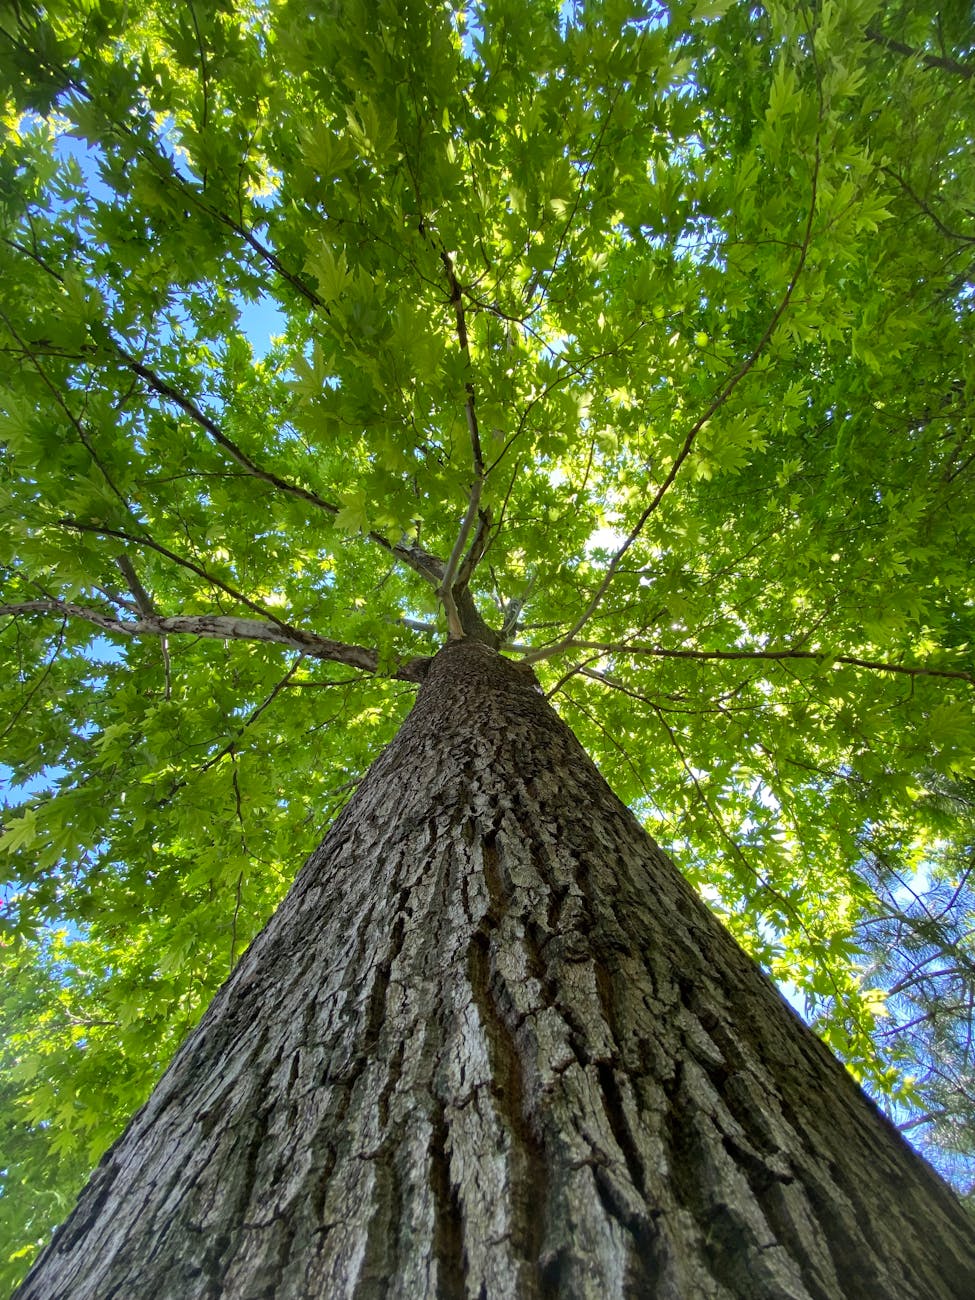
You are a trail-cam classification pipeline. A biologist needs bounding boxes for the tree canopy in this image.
[1,0,973,1287]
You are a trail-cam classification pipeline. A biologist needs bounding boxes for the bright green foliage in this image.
[1,0,974,1286]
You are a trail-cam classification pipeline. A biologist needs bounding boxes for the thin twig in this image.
[865,25,974,79]
[199,655,305,776]
[880,166,975,244]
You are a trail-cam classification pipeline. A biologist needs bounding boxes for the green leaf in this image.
[1,810,38,855]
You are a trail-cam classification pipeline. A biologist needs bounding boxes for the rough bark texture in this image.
[18,641,975,1298]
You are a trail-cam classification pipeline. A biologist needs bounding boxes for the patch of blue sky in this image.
[232,292,287,360]
[1,762,68,806]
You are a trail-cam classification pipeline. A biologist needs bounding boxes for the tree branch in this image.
[112,347,445,586]
[880,167,975,244]
[116,554,171,696]
[118,348,341,509]
[524,638,975,686]
[866,26,975,79]
[454,508,491,592]
[432,243,486,635]
[115,555,155,617]
[0,243,445,592]
[0,599,429,681]
[486,333,645,476]
[547,146,822,652]
[2,195,445,594]
[0,304,137,522]
[0,25,331,313]
[58,517,298,632]
[199,655,305,778]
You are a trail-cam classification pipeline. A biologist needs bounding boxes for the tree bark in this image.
[17,641,975,1299]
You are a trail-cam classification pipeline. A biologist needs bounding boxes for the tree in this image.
[0,0,973,1291]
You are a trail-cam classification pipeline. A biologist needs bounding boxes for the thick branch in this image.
[454,508,491,593]
[0,600,429,682]
[116,553,171,695]
[115,555,156,616]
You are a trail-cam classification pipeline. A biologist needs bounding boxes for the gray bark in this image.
[17,640,975,1298]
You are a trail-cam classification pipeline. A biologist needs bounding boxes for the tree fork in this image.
[17,642,975,1298]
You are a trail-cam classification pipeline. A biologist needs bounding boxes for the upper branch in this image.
[0,232,446,589]
[542,147,822,654]
[433,243,487,636]
[879,167,975,245]
[865,26,975,79]
[116,347,446,587]
[0,24,331,315]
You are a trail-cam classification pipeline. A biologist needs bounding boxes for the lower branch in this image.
[0,600,429,682]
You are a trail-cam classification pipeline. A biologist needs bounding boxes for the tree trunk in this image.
[17,640,975,1299]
